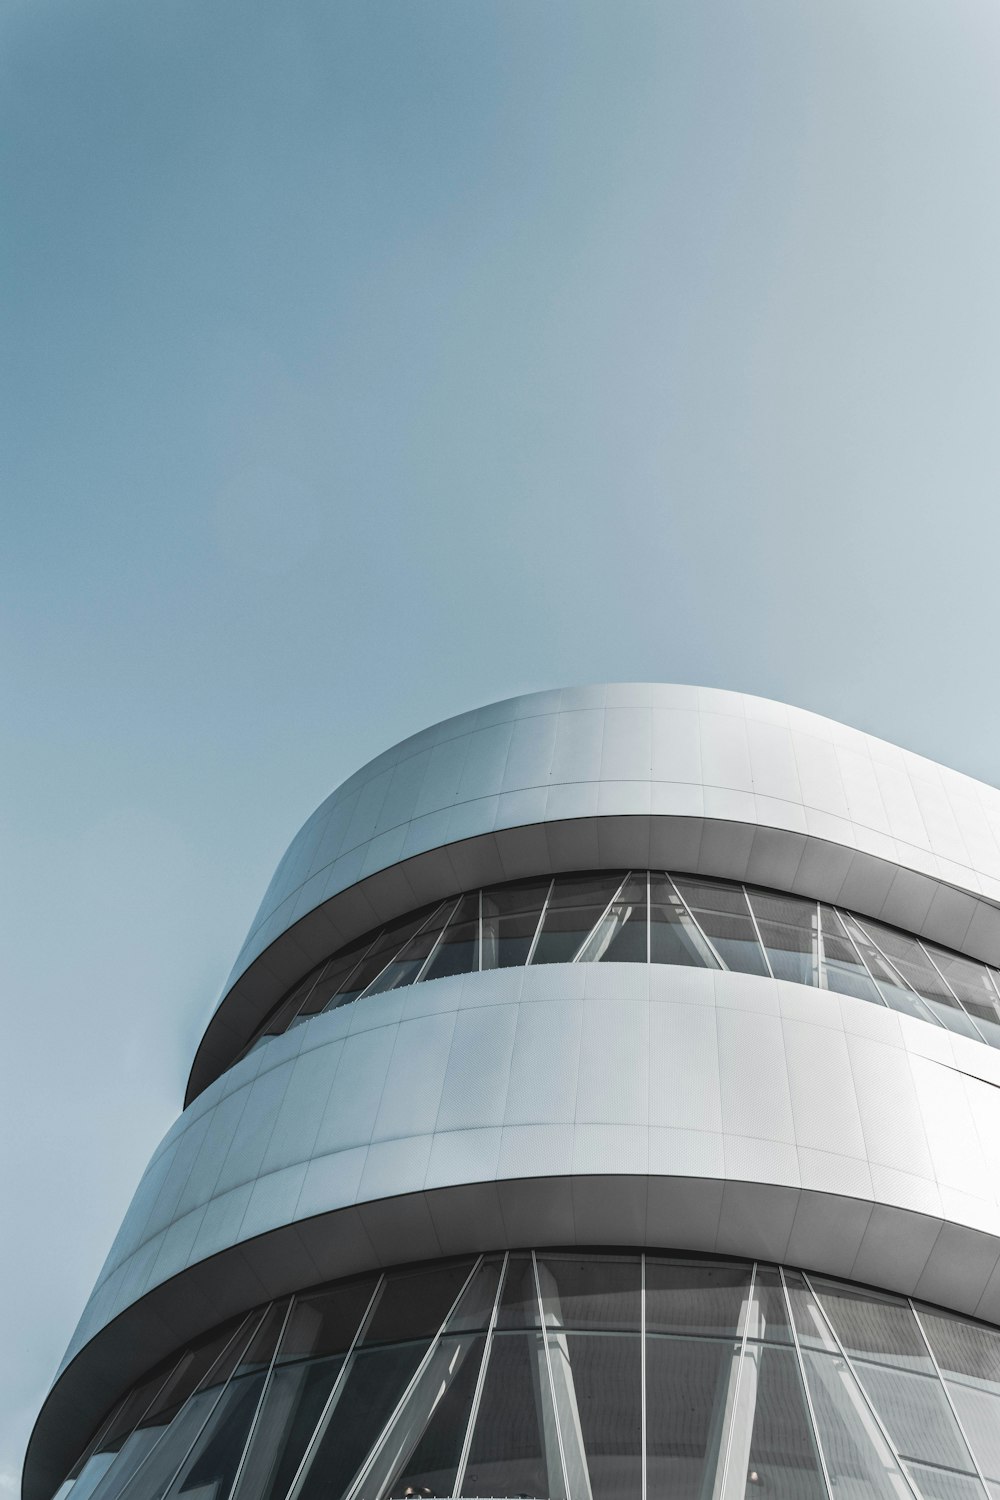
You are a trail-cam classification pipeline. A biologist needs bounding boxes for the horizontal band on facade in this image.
[187,817,1000,1102]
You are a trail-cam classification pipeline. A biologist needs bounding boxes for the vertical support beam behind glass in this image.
[779,1269,835,1500]
[477,888,483,972]
[531,1252,575,1500]
[339,1258,486,1500]
[742,895,775,980]
[283,1276,384,1500]
[453,1253,509,1498]
[918,943,990,1046]
[910,1303,991,1497]
[646,872,651,966]
[525,882,555,967]
[223,1298,295,1500]
[710,1264,755,1500]
[799,1273,921,1499]
[572,873,633,962]
[665,876,729,970]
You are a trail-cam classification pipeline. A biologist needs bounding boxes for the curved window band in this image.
[56,1250,1000,1500]
[238,871,1000,1063]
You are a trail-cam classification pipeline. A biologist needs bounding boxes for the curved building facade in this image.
[27,684,1000,1500]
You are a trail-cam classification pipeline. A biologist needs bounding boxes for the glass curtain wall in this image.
[56,1252,1000,1500]
[237,874,1000,1061]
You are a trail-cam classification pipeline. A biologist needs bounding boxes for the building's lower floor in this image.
[52,1248,1000,1500]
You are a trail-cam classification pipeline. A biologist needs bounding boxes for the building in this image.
[26,683,1000,1500]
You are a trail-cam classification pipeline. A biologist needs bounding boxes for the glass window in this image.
[811,1279,934,1373]
[645,1336,736,1500]
[495,1255,541,1330]
[461,1332,566,1499]
[746,890,820,987]
[298,939,378,1021]
[925,947,1000,1048]
[799,1350,914,1498]
[357,1334,487,1500]
[420,893,480,982]
[946,1382,1000,1480]
[645,1259,753,1339]
[363,1262,477,1346]
[113,1315,266,1500]
[782,1270,839,1353]
[649,877,719,968]
[481,881,550,970]
[362,903,457,998]
[552,1334,642,1500]
[860,921,982,1041]
[331,911,439,1008]
[743,1266,794,1345]
[531,873,627,966]
[852,1362,975,1473]
[671,879,769,977]
[902,1465,988,1500]
[293,1342,432,1500]
[728,1344,827,1500]
[576,874,648,964]
[918,1307,1000,1394]
[819,907,884,1006]
[838,915,941,1026]
[534,1255,641,1332]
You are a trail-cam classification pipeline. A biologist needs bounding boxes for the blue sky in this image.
[4,0,1000,1484]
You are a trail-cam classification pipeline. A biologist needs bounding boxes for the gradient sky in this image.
[5,0,1000,1485]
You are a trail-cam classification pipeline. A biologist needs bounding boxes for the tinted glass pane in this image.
[165,1373,267,1500]
[335,912,436,1006]
[531,873,626,966]
[948,1382,1000,1479]
[671,879,768,976]
[782,1270,839,1353]
[303,940,378,1019]
[820,908,884,1006]
[649,877,719,969]
[645,1259,752,1338]
[925,947,1000,1046]
[363,1262,476,1346]
[362,904,454,997]
[445,1258,505,1334]
[230,1357,344,1500]
[645,1335,734,1500]
[295,1342,430,1500]
[800,1350,914,1499]
[840,916,941,1026]
[576,875,648,964]
[114,1318,265,1500]
[812,1279,933,1373]
[535,1255,641,1332]
[276,1278,378,1364]
[919,1307,1000,1393]
[481,881,549,970]
[361,1335,486,1500]
[729,1344,826,1500]
[744,1267,794,1345]
[555,1334,641,1500]
[903,1466,988,1500]
[461,1332,565,1499]
[495,1255,541,1330]
[854,1362,973,1472]
[746,890,820,987]
[421,894,479,981]
[862,922,981,1040]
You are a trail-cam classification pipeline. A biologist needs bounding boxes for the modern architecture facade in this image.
[27,683,1000,1500]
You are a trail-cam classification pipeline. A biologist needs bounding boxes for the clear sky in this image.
[4,0,1000,1486]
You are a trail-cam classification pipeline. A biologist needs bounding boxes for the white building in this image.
[27,685,1000,1500]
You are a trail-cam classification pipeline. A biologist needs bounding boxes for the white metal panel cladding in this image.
[60,963,1000,1382]
[190,687,1000,1100]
